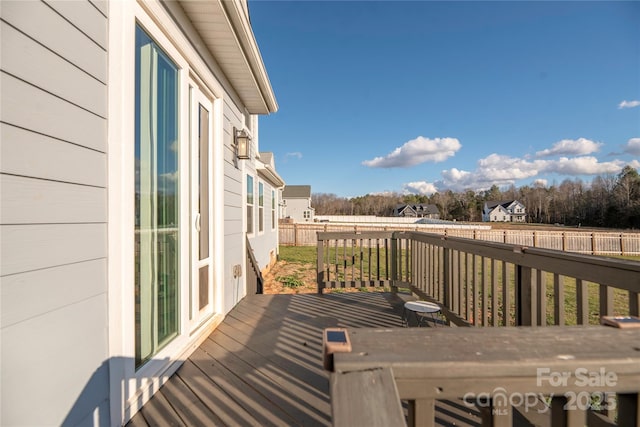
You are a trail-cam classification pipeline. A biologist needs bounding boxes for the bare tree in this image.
[310,165,640,228]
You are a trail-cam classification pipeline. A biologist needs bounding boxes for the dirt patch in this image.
[263,260,318,294]
[262,260,393,294]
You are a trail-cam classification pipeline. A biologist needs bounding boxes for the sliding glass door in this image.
[134,25,180,368]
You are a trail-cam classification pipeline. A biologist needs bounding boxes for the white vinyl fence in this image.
[280,223,640,256]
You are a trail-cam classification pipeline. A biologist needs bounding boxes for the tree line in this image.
[311,166,640,229]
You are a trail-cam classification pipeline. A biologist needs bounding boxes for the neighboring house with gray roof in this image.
[394,203,440,219]
[482,200,527,222]
[282,185,315,222]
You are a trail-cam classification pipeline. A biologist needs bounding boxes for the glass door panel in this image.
[190,87,214,325]
[134,25,180,369]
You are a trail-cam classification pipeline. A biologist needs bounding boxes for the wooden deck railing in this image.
[319,230,640,426]
[316,231,409,291]
[317,231,640,326]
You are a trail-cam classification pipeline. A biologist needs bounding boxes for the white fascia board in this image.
[221,0,278,113]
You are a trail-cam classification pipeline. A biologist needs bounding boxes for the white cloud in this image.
[437,168,484,191]
[535,138,603,157]
[441,167,472,182]
[403,181,438,196]
[533,179,547,188]
[431,154,632,193]
[623,138,640,156]
[159,171,179,182]
[618,100,640,109]
[543,156,624,175]
[362,136,461,168]
[285,152,303,159]
[477,154,545,180]
[158,171,179,194]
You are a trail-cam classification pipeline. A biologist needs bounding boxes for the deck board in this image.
[175,358,263,426]
[137,386,186,426]
[199,334,326,425]
[159,373,225,426]
[127,292,486,426]
[187,346,297,426]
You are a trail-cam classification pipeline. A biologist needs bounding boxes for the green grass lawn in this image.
[279,245,316,264]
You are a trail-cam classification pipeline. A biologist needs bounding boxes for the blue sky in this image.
[250,1,640,198]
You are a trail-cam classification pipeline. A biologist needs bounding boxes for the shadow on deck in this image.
[127,292,482,426]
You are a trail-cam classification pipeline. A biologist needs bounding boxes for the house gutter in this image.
[257,164,285,188]
[220,0,278,114]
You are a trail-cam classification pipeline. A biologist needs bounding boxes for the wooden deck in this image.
[127,292,483,426]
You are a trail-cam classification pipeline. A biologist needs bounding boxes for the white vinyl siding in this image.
[0,1,109,426]
[272,190,276,229]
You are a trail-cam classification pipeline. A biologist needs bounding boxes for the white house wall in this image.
[249,178,280,274]
[223,102,249,311]
[286,198,314,222]
[2,0,276,425]
[0,1,110,426]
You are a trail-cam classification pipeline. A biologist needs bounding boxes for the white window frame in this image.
[258,181,264,233]
[247,174,254,235]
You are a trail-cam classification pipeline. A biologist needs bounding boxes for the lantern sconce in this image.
[235,128,251,160]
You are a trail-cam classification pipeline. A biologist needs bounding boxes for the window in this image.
[271,190,276,229]
[258,182,264,232]
[134,25,179,369]
[247,175,254,233]
[303,210,311,220]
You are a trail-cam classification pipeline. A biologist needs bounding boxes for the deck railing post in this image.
[479,399,512,427]
[390,232,398,293]
[407,399,435,427]
[411,238,417,288]
[576,279,589,325]
[515,263,535,326]
[630,291,640,317]
[551,396,587,427]
[443,246,450,310]
[317,233,325,294]
[617,393,639,427]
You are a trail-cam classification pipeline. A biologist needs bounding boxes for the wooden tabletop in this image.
[333,326,640,396]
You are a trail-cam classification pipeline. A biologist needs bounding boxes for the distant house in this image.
[394,203,440,219]
[482,200,527,222]
[282,185,315,222]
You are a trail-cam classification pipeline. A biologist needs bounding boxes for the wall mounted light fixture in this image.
[235,128,251,160]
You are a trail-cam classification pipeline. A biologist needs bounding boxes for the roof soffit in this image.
[178,0,278,114]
